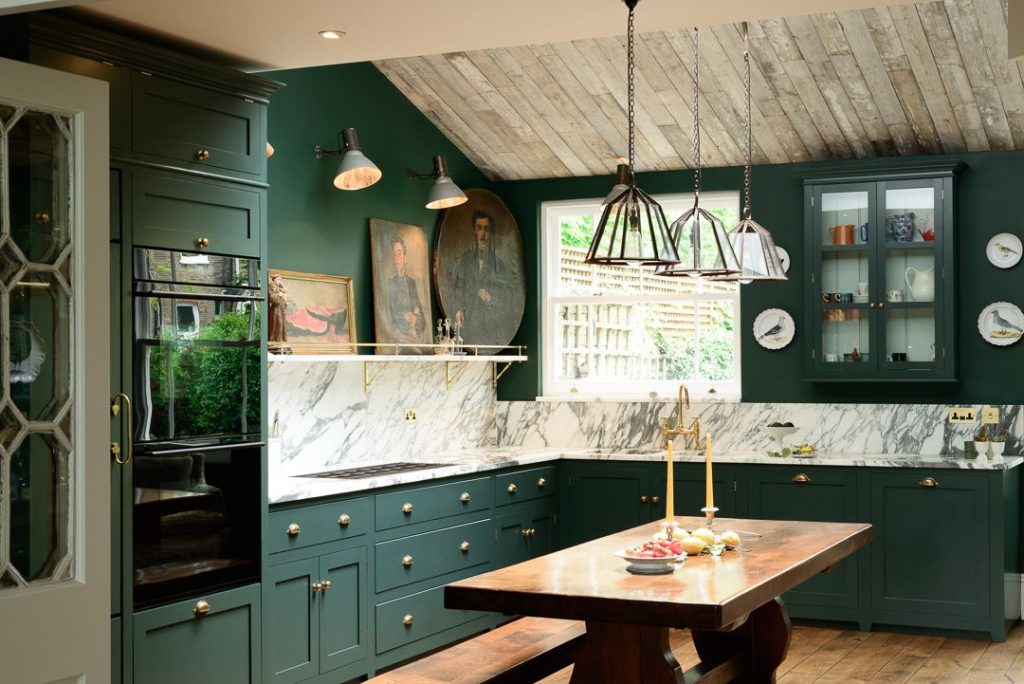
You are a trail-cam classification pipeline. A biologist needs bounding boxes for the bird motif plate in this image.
[978,302,1024,346]
[987,233,1022,269]
[753,308,795,350]
[775,246,791,274]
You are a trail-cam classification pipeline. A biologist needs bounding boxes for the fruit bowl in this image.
[762,425,798,453]
[614,549,684,575]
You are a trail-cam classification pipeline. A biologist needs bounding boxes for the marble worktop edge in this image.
[269,448,1022,505]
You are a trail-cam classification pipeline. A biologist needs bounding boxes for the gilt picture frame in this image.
[268,268,357,354]
[370,219,433,354]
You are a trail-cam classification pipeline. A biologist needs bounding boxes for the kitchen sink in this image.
[296,462,450,479]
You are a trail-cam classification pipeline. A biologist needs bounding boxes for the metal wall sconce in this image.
[408,154,468,210]
[313,127,382,190]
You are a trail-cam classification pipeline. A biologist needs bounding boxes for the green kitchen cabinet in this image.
[112,618,122,684]
[747,466,864,625]
[375,519,493,593]
[804,163,961,381]
[654,463,744,521]
[495,504,557,568]
[564,462,653,545]
[134,583,261,684]
[375,584,489,657]
[263,547,369,684]
[374,477,493,533]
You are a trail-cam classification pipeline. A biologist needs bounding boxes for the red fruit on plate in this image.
[640,549,656,558]
[669,541,684,555]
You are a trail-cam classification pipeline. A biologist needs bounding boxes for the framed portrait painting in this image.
[268,268,357,354]
[434,188,526,348]
[370,219,433,354]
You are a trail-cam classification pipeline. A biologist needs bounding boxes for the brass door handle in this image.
[111,394,132,465]
[338,514,351,526]
[403,614,414,627]
[537,477,547,488]
[460,541,471,552]
[521,528,531,538]
[196,148,210,161]
[402,554,414,567]
[459,492,471,503]
[878,302,886,309]
[193,600,210,617]
[321,580,332,590]
[402,502,413,515]
[196,236,210,249]
[651,495,660,504]
[311,581,323,593]
[920,477,939,488]
[869,302,876,309]
[640,495,649,504]
[507,483,517,494]
[286,523,301,536]
[792,474,811,484]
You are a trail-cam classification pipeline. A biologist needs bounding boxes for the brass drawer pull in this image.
[311,581,323,593]
[403,614,414,627]
[792,474,811,484]
[920,477,939,488]
[402,502,413,515]
[196,236,210,249]
[402,554,414,567]
[651,495,660,504]
[537,477,547,488]
[286,522,301,536]
[338,514,351,526]
[111,393,133,465]
[459,492,471,503]
[196,148,210,161]
[193,600,210,617]
[640,495,649,504]
[460,541,471,553]
[507,483,517,494]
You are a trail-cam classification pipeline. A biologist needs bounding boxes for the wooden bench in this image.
[366,617,586,684]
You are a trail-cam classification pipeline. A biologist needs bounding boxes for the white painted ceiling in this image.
[77,0,918,71]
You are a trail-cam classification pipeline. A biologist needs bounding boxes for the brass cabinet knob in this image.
[34,211,50,224]
[402,554,414,567]
[528,528,536,537]
[459,492,471,503]
[507,483,517,494]
[196,148,210,160]
[286,522,301,536]
[193,600,210,616]
[403,614,414,627]
[460,541,471,553]
[537,477,547,488]
[869,302,876,309]
[402,502,413,515]
[321,580,332,590]
[792,474,811,484]
[878,302,886,309]
[338,514,351,526]
[521,528,531,538]
[920,477,939,488]
[651,495,660,504]
[311,581,323,593]
[640,495,649,504]
[196,237,210,249]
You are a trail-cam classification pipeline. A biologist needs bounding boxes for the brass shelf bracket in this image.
[364,361,391,393]
[445,361,468,390]
[492,361,515,388]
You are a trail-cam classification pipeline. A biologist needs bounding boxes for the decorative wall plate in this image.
[978,302,1024,346]
[10,321,45,383]
[753,309,795,350]
[986,233,1022,269]
[775,246,791,274]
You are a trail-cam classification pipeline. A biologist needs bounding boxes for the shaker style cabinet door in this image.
[319,547,369,674]
[264,559,319,684]
[566,463,652,545]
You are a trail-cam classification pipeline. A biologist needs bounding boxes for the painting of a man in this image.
[387,235,427,341]
[371,219,433,353]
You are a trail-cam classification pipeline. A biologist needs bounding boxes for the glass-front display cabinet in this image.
[804,164,962,381]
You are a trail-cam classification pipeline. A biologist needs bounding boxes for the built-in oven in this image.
[131,247,263,608]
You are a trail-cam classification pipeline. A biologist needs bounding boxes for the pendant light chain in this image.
[743,23,752,220]
[627,5,636,172]
[692,27,701,200]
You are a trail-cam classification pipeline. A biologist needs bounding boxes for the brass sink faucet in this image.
[660,384,700,449]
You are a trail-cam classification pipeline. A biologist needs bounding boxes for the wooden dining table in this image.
[445,517,871,683]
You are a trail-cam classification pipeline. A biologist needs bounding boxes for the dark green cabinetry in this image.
[495,505,556,567]
[133,583,262,684]
[375,519,493,592]
[267,496,370,554]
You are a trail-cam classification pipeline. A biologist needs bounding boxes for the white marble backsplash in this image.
[269,360,496,475]
[496,401,1023,456]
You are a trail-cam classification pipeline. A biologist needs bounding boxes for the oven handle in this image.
[141,441,266,456]
[133,290,265,303]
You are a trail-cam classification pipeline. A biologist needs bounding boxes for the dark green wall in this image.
[494,150,1024,404]
[262,62,491,345]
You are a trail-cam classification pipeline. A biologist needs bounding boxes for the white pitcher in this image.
[905,267,934,302]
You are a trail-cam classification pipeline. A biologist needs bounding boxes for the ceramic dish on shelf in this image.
[978,302,1024,346]
[753,309,795,350]
[613,550,684,575]
[986,233,1022,269]
[775,246,791,274]
[853,294,869,303]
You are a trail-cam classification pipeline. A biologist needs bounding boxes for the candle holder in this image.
[701,506,719,528]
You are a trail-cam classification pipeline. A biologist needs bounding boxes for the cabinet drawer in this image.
[133,583,260,684]
[375,585,486,655]
[268,497,370,554]
[132,170,261,256]
[495,465,556,506]
[131,72,264,177]
[376,519,492,592]
[375,477,492,531]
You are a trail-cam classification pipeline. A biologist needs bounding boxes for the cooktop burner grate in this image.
[297,462,450,479]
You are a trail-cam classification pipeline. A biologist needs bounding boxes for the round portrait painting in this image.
[434,189,526,348]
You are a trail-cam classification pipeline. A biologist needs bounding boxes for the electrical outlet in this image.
[404,408,417,423]
[982,406,1000,424]
[948,407,977,423]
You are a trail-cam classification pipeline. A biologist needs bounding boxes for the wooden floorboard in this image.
[536,623,1024,683]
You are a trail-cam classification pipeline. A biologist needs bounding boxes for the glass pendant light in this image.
[584,0,679,267]
[713,23,787,283]
[656,28,740,278]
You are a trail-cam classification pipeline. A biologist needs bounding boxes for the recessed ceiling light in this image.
[319,29,346,40]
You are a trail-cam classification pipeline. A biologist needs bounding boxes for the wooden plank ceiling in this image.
[373,0,1024,181]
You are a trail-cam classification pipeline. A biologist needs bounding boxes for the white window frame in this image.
[541,191,742,402]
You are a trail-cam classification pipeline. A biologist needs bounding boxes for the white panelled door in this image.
[0,57,109,682]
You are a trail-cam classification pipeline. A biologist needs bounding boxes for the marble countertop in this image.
[269,447,1022,505]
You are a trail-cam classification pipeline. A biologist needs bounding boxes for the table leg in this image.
[569,621,683,684]
[690,598,792,683]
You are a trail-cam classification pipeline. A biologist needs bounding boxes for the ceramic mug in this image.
[829,224,855,245]
[886,289,903,303]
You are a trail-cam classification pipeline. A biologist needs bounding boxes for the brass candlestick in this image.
[701,506,719,529]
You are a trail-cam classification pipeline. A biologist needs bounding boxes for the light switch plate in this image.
[982,407,1000,424]
[948,407,977,423]
[404,408,417,423]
